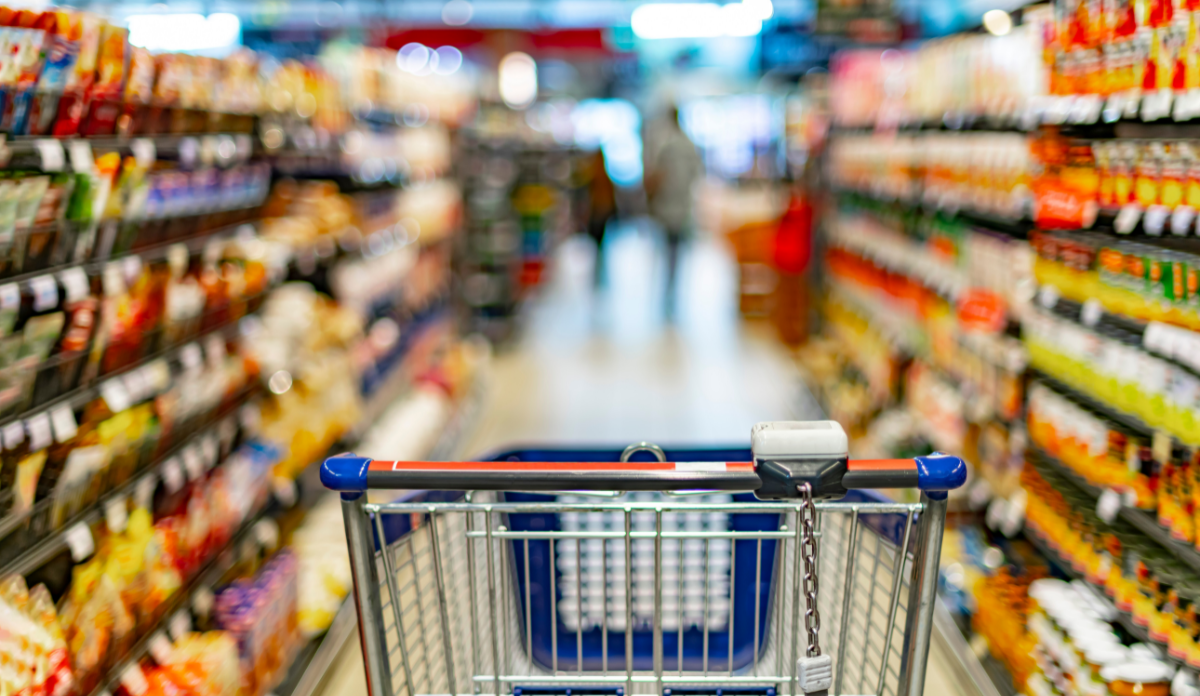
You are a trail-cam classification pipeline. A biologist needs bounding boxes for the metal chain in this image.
[799,482,821,657]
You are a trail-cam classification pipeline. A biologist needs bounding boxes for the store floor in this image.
[314,225,967,696]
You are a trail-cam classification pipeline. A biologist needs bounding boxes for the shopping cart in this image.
[321,421,966,696]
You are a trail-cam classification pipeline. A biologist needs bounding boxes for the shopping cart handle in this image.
[320,452,966,500]
[849,454,967,498]
[322,456,764,498]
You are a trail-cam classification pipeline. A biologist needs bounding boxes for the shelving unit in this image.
[821,14,1200,695]
[263,372,487,696]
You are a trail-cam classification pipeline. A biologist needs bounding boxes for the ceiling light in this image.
[433,46,463,75]
[982,9,1013,36]
[128,13,241,53]
[398,43,430,73]
[631,2,763,40]
[442,0,474,25]
[499,52,538,110]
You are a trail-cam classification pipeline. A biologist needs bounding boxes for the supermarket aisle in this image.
[316,225,968,696]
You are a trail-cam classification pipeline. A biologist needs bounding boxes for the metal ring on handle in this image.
[618,442,737,497]
[620,442,667,463]
[532,443,669,498]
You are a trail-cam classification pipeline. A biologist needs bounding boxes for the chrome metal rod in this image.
[409,532,434,686]
[789,507,803,696]
[501,527,514,680]
[485,510,501,696]
[550,537,559,674]
[602,536,609,675]
[524,538,533,677]
[576,537,583,674]
[753,538,762,666]
[624,507,634,695]
[428,511,459,696]
[372,501,922,515]
[832,509,861,696]
[465,530,801,540]
[774,517,785,682]
[600,532,609,672]
[702,536,711,676]
[372,513,416,696]
[857,524,887,695]
[340,497,393,696]
[728,537,736,676]
[898,494,949,696]
[654,508,664,693]
[677,526,685,677]
[876,511,915,696]
[472,674,784,685]
[465,506,481,684]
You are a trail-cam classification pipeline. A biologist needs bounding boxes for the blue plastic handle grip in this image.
[913,453,968,500]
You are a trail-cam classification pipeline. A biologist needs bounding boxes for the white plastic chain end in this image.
[797,654,833,694]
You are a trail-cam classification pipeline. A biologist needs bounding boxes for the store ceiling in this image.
[99,0,814,29]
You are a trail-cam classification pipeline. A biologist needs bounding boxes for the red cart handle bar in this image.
[321,453,967,501]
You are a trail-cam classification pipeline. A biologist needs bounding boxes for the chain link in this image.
[799,482,821,657]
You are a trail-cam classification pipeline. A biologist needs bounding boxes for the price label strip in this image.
[1097,488,1122,524]
[64,522,94,562]
[50,404,77,443]
[162,457,185,494]
[35,139,64,172]
[147,631,174,665]
[134,473,157,510]
[59,267,89,303]
[182,445,204,481]
[169,610,192,642]
[1081,299,1104,327]
[67,140,93,174]
[2,421,23,450]
[26,412,52,451]
[120,664,149,696]
[29,275,58,312]
[105,495,128,533]
[101,379,132,414]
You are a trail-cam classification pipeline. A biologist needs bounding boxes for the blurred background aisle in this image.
[466,226,808,451]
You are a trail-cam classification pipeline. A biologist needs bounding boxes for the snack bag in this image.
[5,11,51,134]
[34,11,78,94]
[1163,143,1186,208]
[69,12,102,91]
[27,582,74,696]
[125,47,154,105]
[93,23,126,100]
[153,54,187,107]
[1136,142,1164,208]
[143,512,184,617]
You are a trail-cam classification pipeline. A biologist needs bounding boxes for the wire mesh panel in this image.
[360,494,924,696]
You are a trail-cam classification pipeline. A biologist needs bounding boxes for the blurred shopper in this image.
[586,148,617,287]
[645,106,703,317]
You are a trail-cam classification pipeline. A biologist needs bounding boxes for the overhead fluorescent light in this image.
[499,52,538,109]
[631,2,763,40]
[128,13,242,53]
[982,9,1013,35]
[442,0,474,26]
